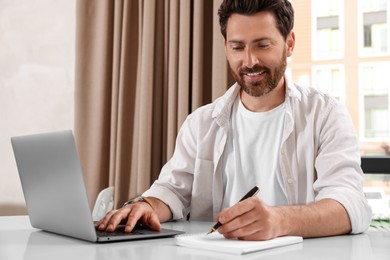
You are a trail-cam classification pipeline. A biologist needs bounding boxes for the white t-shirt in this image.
[221,95,288,208]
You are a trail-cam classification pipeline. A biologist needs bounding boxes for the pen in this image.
[207,186,260,235]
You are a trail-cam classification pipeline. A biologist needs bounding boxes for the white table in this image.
[0,216,389,260]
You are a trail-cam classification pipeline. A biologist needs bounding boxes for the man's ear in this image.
[286,31,295,57]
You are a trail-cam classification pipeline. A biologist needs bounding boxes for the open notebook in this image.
[176,232,303,255]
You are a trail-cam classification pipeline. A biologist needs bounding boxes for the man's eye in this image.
[257,43,270,49]
[231,46,244,51]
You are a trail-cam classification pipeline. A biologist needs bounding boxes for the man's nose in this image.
[243,49,259,68]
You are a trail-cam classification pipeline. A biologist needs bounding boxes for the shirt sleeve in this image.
[314,100,372,234]
[143,114,197,220]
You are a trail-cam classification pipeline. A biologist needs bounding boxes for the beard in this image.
[230,48,287,97]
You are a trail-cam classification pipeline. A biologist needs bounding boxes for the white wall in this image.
[0,0,75,215]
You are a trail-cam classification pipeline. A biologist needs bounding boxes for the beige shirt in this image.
[143,74,372,234]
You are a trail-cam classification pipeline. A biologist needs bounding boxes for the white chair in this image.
[92,187,114,221]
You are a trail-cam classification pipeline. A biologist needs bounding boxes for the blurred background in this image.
[0,0,389,216]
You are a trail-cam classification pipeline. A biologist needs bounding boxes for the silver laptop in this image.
[11,130,184,242]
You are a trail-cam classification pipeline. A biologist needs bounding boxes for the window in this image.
[0,0,75,215]
[312,0,344,60]
[359,62,390,141]
[312,65,345,103]
[362,0,387,13]
[291,0,390,211]
[359,0,389,56]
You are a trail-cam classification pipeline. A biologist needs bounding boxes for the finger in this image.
[95,209,119,230]
[236,221,275,241]
[215,208,228,221]
[95,209,117,226]
[105,207,133,232]
[223,217,267,239]
[217,197,259,225]
[123,202,159,232]
[124,206,146,232]
[140,212,161,231]
[222,211,278,241]
[218,206,262,238]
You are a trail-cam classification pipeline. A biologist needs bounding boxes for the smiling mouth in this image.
[245,70,265,77]
[243,70,266,81]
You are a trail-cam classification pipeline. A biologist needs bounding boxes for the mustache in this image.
[239,65,270,75]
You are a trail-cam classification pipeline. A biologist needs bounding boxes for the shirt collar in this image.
[284,72,301,101]
[212,73,301,125]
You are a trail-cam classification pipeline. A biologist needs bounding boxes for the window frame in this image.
[358,61,390,142]
[311,0,345,60]
[312,64,346,104]
[358,0,390,57]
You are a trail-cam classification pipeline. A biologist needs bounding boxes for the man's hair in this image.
[218,0,294,40]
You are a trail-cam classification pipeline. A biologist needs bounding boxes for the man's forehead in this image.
[226,12,277,28]
[226,12,280,41]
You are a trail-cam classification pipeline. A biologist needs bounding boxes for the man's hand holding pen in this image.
[215,196,284,241]
[207,186,286,241]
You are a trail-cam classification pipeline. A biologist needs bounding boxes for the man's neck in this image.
[240,77,286,112]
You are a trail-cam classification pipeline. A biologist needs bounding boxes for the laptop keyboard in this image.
[96,226,158,237]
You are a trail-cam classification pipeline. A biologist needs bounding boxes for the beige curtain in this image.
[75,0,233,209]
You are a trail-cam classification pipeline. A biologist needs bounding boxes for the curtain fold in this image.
[75,0,231,209]
[75,0,115,207]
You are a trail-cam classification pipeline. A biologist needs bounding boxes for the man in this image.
[96,0,372,241]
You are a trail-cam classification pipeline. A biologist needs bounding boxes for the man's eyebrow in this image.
[227,37,272,45]
[252,37,271,43]
[227,40,244,45]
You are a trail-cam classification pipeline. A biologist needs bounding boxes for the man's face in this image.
[225,12,294,97]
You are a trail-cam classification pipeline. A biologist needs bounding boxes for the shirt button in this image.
[287,178,293,184]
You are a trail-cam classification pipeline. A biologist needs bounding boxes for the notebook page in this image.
[176,232,303,255]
